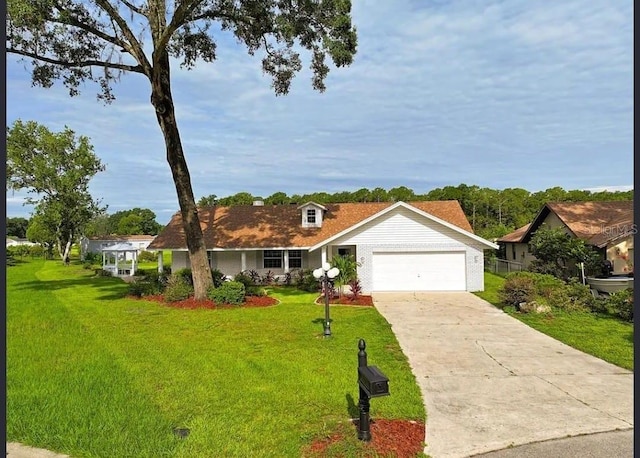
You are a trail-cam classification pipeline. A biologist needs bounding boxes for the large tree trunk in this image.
[151,54,213,299]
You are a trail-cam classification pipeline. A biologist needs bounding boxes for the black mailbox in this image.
[358,365,390,398]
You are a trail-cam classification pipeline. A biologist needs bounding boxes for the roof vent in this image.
[253,200,264,206]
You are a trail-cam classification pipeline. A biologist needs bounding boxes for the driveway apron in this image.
[373,292,633,458]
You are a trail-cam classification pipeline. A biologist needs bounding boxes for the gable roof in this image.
[497,224,531,243]
[148,201,480,250]
[498,201,634,248]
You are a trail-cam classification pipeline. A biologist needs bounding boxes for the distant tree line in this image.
[198,185,633,239]
[83,208,163,237]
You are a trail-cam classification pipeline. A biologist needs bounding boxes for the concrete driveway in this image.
[373,292,633,458]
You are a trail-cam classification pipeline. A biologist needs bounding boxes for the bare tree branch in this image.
[7,48,145,73]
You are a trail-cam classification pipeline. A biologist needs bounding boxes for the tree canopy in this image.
[8,0,358,298]
[7,120,105,261]
[198,184,633,240]
[6,217,29,238]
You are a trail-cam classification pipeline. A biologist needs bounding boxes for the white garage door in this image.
[372,252,466,291]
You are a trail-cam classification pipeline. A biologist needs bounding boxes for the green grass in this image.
[7,259,425,457]
[475,272,633,371]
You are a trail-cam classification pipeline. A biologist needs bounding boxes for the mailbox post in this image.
[357,339,389,441]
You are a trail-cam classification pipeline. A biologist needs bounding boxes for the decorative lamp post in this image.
[313,262,340,337]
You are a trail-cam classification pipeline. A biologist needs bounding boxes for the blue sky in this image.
[6,0,633,225]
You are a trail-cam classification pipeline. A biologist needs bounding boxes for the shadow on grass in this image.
[346,392,359,419]
[12,276,128,301]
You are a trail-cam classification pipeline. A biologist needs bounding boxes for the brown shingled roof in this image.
[497,224,531,243]
[545,201,634,247]
[498,201,634,248]
[148,201,473,250]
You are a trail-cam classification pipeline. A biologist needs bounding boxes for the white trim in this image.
[308,201,499,251]
[296,201,327,211]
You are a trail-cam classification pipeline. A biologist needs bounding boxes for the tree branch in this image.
[7,48,145,73]
[51,0,128,50]
[94,0,153,76]
[119,0,147,17]
[153,0,206,65]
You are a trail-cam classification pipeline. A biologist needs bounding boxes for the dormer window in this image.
[297,201,327,228]
[307,209,316,224]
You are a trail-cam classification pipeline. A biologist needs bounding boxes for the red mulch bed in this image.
[136,294,278,309]
[306,418,425,457]
[324,295,375,306]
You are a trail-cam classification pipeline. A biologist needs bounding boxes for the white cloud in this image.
[6,0,632,225]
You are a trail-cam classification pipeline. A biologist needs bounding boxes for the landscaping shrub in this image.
[261,270,276,285]
[207,281,245,305]
[211,268,226,288]
[83,251,101,263]
[547,282,591,312]
[245,286,267,297]
[606,289,633,321]
[348,278,363,299]
[137,250,157,262]
[283,270,294,285]
[234,271,255,287]
[28,245,45,258]
[295,269,320,292]
[498,274,536,307]
[127,279,160,298]
[174,268,193,287]
[247,269,261,284]
[95,268,113,277]
[163,275,194,302]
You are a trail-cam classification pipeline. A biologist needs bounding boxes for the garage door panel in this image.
[372,252,466,291]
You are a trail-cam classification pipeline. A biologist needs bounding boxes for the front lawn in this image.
[7,259,425,457]
[475,272,633,371]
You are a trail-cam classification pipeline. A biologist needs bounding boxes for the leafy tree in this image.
[117,213,144,235]
[26,213,56,258]
[7,120,104,262]
[197,194,218,207]
[217,192,256,207]
[8,0,358,299]
[387,186,416,202]
[84,213,113,237]
[6,217,29,238]
[528,226,602,280]
[369,187,388,202]
[109,208,162,234]
[263,192,289,205]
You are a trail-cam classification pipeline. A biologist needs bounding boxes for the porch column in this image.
[284,250,290,273]
[321,246,328,265]
[157,251,164,273]
[241,252,247,272]
[102,251,106,269]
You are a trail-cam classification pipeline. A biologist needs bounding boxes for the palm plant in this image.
[330,255,361,297]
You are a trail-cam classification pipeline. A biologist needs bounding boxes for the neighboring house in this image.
[80,234,156,260]
[148,200,498,293]
[6,237,37,247]
[498,201,634,274]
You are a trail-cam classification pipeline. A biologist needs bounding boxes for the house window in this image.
[338,248,351,257]
[512,245,516,260]
[307,209,316,224]
[263,250,282,268]
[289,250,302,268]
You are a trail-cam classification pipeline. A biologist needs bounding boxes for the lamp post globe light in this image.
[313,262,340,337]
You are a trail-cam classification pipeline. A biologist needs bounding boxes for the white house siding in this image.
[172,251,190,271]
[328,208,485,293]
[212,251,243,274]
